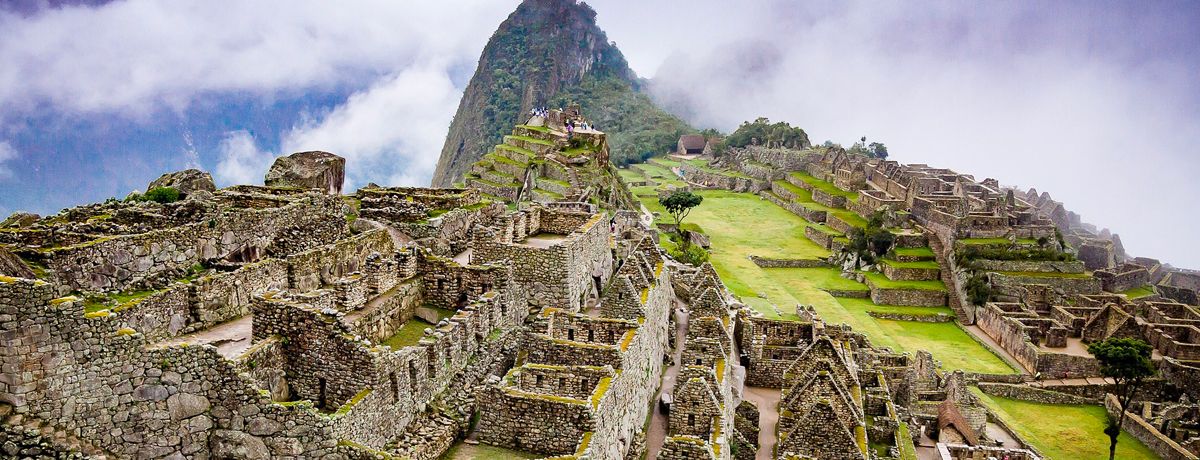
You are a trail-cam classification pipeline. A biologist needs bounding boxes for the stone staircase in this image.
[0,403,113,459]
[928,231,974,324]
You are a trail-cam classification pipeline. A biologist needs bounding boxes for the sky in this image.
[0,0,1198,267]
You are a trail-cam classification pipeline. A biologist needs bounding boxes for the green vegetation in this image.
[631,182,1014,373]
[892,247,936,259]
[1120,285,1156,299]
[381,308,454,349]
[1089,337,1156,460]
[788,171,859,200]
[846,212,894,265]
[724,117,811,150]
[958,237,1041,246]
[126,186,181,204]
[973,390,1159,460]
[684,159,752,179]
[880,259,940,269]
[957,244,1075,263]
[659,189,703,243]
[550,75,694,166]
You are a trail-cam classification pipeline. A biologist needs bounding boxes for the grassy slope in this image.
[442,442,540,460]
[635,177,1014,373]
[972,390,1159,460]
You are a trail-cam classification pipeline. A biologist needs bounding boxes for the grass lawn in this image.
[381,308,454,349]
[862,272,947,291]
[617,168,645,182]
[630,179,1014,374]
[788,171,859,200]
[684,159,752,179]
[972,390,1159,460]
[442,442,540,460]
[830,210,868,228]
[881,259,941,269]
[1121,285,1156,299]
[892,247,936,260]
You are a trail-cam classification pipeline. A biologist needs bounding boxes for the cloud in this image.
[593,0,1200,267]
[0,141,16,179]
[282,62,463,190]
[214,130,273,187]
[0,0,517,116]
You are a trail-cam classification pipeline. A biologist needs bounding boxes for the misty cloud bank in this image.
[596,0,1200,267]
[1,0,1197,267]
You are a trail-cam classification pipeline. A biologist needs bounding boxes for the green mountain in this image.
[431,0,692,187]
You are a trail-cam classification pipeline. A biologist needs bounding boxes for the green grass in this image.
[506,134,554,146]
[683,158,752,179]
[649,157,681,168]
[471,177,519,188]
[892,247,936,259]
[1120,285,1156,299]
[487,152,526,167]
[880,259,940,269]
[972,390,1160,460]
[617,168,645,182]
[630,170,1014,374]
[862,272,947,291]
[381,308,453,349]
[517,124,550,133]
[994,271,1093,279]
[789,171,859,200]
[830,210,867,228]
[442,442,540,460]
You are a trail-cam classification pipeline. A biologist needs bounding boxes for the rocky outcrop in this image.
[0,245,35,278]
[432,0,689,187]
[147,168,216,197]
[264,151,346,194]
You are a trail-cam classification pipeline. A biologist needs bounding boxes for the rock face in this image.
[148,169,216,196]
[0,245,35,278]
[431,0,689,187]
[264,151,345,194]
[1,212,39,228]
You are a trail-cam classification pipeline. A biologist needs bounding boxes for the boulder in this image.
[264,151,345,194]
[0,246,36,279]
[209,430,270,460]
[148,169,216,196]
[167,393,211,420]
[0,212,39,228]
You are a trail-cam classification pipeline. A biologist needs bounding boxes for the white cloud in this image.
[282,62,463,191]
[214,130,273,187]
[0,141,16,179]
[0,0,517,116]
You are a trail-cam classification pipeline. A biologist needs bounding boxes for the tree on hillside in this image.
[660,190,703,246]
[868,142,889,159]
[1087,337,1156,460]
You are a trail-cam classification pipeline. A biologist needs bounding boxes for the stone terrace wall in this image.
[976,382,1094,405]
[475,379,595,455]
[868,286,947,307]
[0,278,351,459]
[990,272,1101,296]
[976,304,1038,373]
[1105,394,1200,460]
[748,255,829,268]
[970,259,1086,274]
[286,229,393,292]
[679,163,759,193]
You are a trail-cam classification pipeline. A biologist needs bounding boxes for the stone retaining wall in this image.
[881,262,940,282]
[1105,394,1200,460]
[868,287,947,307]
[748,255,829,268]
[970,259,1086,274]
[866,311,953,322]
[976,382,1095,404]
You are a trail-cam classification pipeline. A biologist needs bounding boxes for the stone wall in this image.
[975,382,1094,405]
[989,272,1101,296]
[970,259,1085,274]
[286,229,393,292]
[0,277,347,459]
[1105,394,1200,460]
[679,163,760,193]
[881,262,940,282]
[868,286,947,307]
[748,254,829,268]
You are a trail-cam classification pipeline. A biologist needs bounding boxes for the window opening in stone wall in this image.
[409,360,418,390]
[568,328,575,340]
[580,378,589,394]
[587,329,594,342]
[536,374,543,386]
[390,372,399,403]
[608,330,615,342]
[695,358,702,365]
[318,377,328,410]
[558,377,566,389]
[688,414,695,427]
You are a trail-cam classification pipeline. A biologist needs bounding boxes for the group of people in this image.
[527,106,595,139]
[529,106,550,119]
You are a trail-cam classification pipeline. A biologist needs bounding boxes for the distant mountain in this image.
[432,0,692,187]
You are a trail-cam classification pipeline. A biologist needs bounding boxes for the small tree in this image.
[1088,337,1156,460]
[660,190,703,246]
[868,142,889,159]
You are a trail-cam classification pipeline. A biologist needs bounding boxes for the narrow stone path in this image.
[453,248,472,265]
[741,386,781,460]
[155,314,253,359]
[644,302,688,459]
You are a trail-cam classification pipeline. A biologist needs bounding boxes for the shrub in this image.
[670,243,710,267]
[965,273,992,305]
[127,187,181,204]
